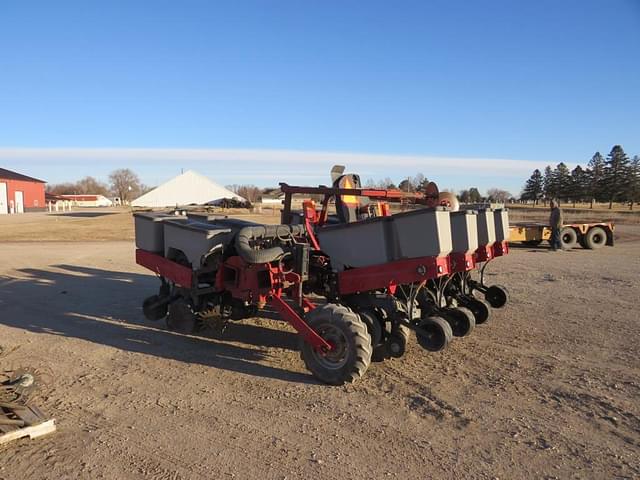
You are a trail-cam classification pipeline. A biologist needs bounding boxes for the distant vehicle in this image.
[509,222,614,250]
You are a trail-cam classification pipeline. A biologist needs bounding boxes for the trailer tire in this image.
[583,227,607,249]
[416,316,452,352]
[300,304,372,385]
[143,295,168,321]
[560,227,578,249]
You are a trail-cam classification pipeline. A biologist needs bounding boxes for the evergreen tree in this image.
[554,162,572,201]
[568,165,587,207]
[521,169,544,204]
[628,155,640,211]
[603,145,631,209]
[542,165,555,203]
[586,152,605,208]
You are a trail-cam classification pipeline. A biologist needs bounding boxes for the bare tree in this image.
[236,185,261,203]
[109,168,142,203]
[486,188,512,203]
[76,176,109,195]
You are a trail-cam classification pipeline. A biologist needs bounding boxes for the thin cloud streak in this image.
[0,147,561,177]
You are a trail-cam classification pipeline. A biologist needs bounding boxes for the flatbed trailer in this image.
[509,221,614,249]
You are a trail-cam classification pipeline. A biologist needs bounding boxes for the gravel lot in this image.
[0,211,638,479]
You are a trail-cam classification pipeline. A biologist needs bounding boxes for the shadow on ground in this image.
[0,264,313,384]
[50,212,118,218]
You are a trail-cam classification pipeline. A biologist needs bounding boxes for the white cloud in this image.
[0,146,558,177]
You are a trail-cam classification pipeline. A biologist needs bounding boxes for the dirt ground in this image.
[0,210,639,479]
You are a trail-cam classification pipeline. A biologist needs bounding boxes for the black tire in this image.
[441,307,475,337]
[560,227,578,249]
[143,295,168,321]
[583,226,607,250]
[485,285,509,309]
[166,300,198,334]
[372,322,411,361]
[416,316,453,352]
[300,304,372,385]
[462,297,491,325]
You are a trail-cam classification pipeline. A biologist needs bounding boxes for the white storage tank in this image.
[316,216,393,271]
[493,209,510,242]
[163,220,233,269]
[134,212,186,253]
[392,207,453,259]
[450,210,479,254]
[476,209,497,247]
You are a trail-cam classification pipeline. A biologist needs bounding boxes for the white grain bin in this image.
[450,210,479,254]
[163,220,233,269]
[392,207,453,259]
[134,212,187,253]
[476,209,497,247]
[493,209,510,242]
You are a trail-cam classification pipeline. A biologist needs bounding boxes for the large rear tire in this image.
[583,227,607,249]
[300,304,372,385]
[560,227,578,249]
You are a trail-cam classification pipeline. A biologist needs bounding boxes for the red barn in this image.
[0,168,46,214]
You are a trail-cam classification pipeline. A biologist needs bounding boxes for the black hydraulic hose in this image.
[235,224,306,264]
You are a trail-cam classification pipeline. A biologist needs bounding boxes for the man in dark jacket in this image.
[549,199,564,251]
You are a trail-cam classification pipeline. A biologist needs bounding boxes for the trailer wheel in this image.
[300,304,372,385]
[166,299,198,334]
[416,316,452,352]
[485,285,509,309]
[560,227,578,249]
[583,227,607,249]
[142,295,168,321]
[462,297,491,325]
[441,307,475,337]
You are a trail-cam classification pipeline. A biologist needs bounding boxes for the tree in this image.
[542,165,556,203]
[586,152,605,208]
[109,168,142,204]
[413,173,429,192]
[237,185,261,203]
[76,176,109,196]
[468,187,482,203]
[627,155,640,210]
[568,165,587,207]
[602,145,631,209]
[521,169,544,204]
[486,188,512,203]
[398,178,415,192]
[554,162,572,202]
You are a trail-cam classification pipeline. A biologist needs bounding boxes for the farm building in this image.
[132,170,245,208]
[0,168,46,214]
[57,194,114,207]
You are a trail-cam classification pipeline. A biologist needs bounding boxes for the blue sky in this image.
[1,1,638,194]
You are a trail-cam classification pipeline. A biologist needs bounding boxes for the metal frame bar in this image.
[136,249,193,288]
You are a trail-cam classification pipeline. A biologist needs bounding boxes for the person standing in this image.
[549,199,564,251]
